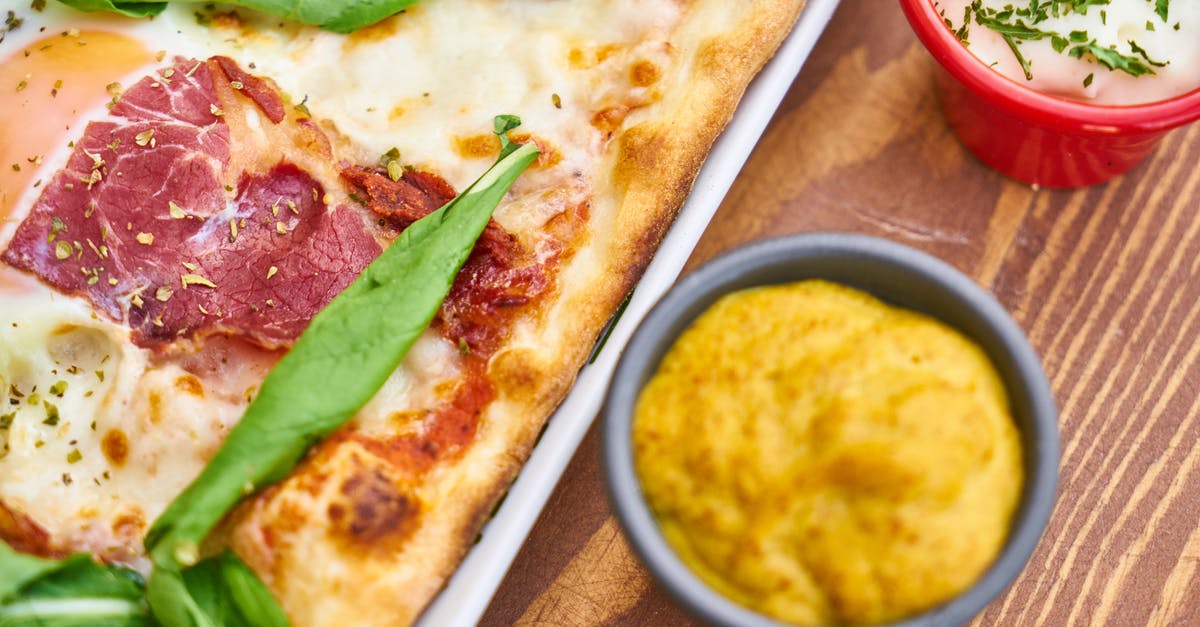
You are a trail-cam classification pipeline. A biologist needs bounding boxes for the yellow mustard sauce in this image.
[632,280,1023,625]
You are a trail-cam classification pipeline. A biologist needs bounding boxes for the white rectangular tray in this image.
[420,1,842,623]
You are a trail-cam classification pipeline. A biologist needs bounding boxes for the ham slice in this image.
[2,57,388,349]
[2,55,548,356]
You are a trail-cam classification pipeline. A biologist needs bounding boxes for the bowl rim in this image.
[602,232,1060,627]
[896,0,1200,135]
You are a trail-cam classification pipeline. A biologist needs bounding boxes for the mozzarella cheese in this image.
[158,1,678,236]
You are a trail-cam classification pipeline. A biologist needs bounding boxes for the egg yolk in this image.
[0,29,153,221]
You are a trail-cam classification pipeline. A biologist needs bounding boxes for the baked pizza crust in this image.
[223,1,808,623]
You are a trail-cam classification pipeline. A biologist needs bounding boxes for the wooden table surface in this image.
[481,0,1200,624]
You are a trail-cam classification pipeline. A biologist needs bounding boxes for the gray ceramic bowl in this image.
[603,232,1058,627]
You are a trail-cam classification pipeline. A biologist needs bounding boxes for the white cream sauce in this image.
[937,0,1200,104]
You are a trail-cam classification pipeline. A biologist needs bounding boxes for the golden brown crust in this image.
[228,1,807,624]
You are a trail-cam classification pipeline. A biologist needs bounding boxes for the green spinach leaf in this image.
[54,0,422,33]
[1,542,64,603]
[0,545,151,627]
[145,125,537,575]
[145,551,286,627]
[50,0,166,18]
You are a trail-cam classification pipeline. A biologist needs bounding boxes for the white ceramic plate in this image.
[419,1,843,623]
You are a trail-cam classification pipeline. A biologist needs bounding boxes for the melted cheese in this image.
[0,269,461,565]
[154,1,679,228]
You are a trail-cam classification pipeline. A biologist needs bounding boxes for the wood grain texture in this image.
[481,0,1200,624]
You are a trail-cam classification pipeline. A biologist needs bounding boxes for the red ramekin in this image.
[899,0,1200,187]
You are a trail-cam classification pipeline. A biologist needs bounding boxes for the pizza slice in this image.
[0,0,807,623]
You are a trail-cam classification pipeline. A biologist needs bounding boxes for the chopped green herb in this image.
[2,10,21,36]
[1002,34,1033,80]
[378,146,401,168]
[294,96,311,118]
[1083,72,1094,87]
[1128,40,1167,68]
[1070,41,1157,77]
[42,401,59,426]
[67,448,82,463]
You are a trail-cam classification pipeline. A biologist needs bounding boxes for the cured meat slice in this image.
[342,166,553,356]
[2,57,385,349]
